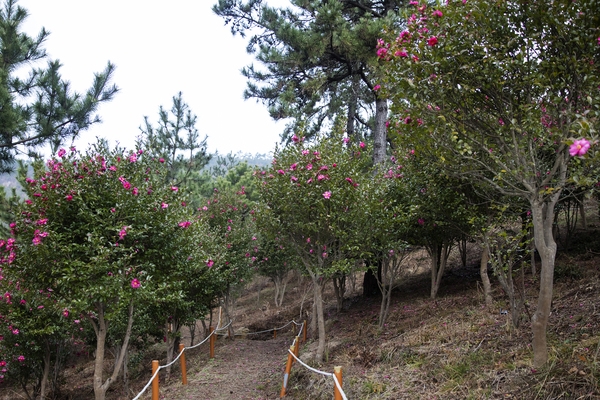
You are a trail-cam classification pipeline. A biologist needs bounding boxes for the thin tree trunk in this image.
[479,243,493,308]
[39,340,51,400]
[531,193,560,367]
[373,97,388,165]
[429,242,451,299]
[91,301,135,400]
[312,276,326,362]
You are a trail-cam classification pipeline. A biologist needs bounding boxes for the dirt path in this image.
[154,336,294,400]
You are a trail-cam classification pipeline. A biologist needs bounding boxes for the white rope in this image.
[287,349,348,400]
[131,321,232,400]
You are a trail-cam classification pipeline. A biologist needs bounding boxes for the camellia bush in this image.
[257,129,371,361]
[0,141,215,400]
[377,0,599,366]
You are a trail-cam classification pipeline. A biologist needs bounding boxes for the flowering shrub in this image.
[256,129,371,360]
[0,141,215,399]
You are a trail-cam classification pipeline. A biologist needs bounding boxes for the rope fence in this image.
[280,323,348,400]
[130,318,345,399]
[131,321,231,400]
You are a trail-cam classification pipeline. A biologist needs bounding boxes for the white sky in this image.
[18,0,287,157]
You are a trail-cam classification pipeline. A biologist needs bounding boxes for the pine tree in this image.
[0,0,118,172]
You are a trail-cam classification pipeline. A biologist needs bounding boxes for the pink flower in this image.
[118,227,127,240]
[418,218,425,226]
[57,148,66,158]
[427,36,438,46]
[569,138,590,157]
[130,279,141,289]
[323,191,332,199]
[18,355,25,362]
[62,309,69,318]
[129,154,137,163]
[171,186,178,192]
[277,169,285,175]
[359,142,366,149]
[161,202,168,209]
[132,187,139,196]
[306,164,313,171]
[159,158,165,163]
[432,9,443,17]
[377,47,388,59]
[373,84,381,91]
[178,221,191,228]
[206,260,214,268]
[292,135,300,143]
[395,49,408,57]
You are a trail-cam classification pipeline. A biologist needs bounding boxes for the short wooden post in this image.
[209,326,215,359]
[333,366,343,400]
[151,360,159,400]
[179,344,187,385]
[273,328,277,338]
[280,345,295,398]
[292,323,296,335]
[293,337,299,359]
[302,320,307,343]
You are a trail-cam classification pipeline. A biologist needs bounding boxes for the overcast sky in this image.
[18,0,286,157]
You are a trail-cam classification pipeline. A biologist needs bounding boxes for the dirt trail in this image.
[153,336,294,400]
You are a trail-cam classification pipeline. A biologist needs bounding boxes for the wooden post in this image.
[302,320,307,343]
[280,345,295,398]
[333,366,343,400]
[293,337,299,359]
[179,344,187,385]
[151,360,159,400]
[273,328,277,339]
[209,326,215,359]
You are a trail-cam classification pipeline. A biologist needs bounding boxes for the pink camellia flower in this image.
[57,148,66,158]
[569,138,590,157]
[277,169,285,175]
[159,158,165,163]
[161,202,168,209]
[70,146,76,152]
[118,227,127,240]
[18,355,25,362]
[206,260,214,268]
[373,84,381,91]
[427,36,438,46]
[432,9,443,17]
[171,186,178,192]
[62,309,69,318]
[418,218,425,226]
[178,221,191,228]
[359,142,366,149]
[130,279,141,289]
[322,252,328,258]
[12,328,19,335]
[129,154,137,163]
[377,47,388,59]
[132,187,139,196]
[323,191,332,199]
[395,49,408,58]
[292,135,300,143]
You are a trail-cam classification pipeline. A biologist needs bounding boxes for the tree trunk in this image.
[479,243,493,308]
[91,301,135,400]
[312,276,326,362]
[347,71,360,143]
[373,97,388,165]
[428,242,451,299]
[531,198,559,367]
[39,340,51,400]
[332,273,346,313]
